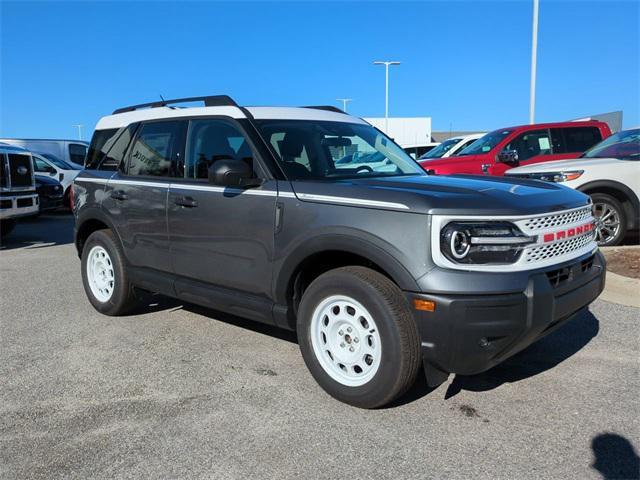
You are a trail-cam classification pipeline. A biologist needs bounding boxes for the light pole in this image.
[373,60,400,133]
[336,98,352,112]
[529,0,539,124]
[73,124,84,140]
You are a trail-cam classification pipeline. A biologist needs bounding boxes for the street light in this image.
[72,124,84,140]
[373,60,401,133]
[529,0,539,124]
[336,98,352,112]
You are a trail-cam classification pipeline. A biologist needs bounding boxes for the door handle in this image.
[110,190,128,201]
[174,196,198,208]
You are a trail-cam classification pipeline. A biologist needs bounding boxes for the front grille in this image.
[7,154,33,188]
[545,254,596,288]
[0,154,7,188]
[546,266,572,287]
[525,233,593,263]
[0,199,11,209]
[521,206,592,232]
[16,197,34,208]
[581,255,594,273]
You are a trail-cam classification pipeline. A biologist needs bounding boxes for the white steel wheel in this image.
[86,246,115,302]
[310,295,382,387]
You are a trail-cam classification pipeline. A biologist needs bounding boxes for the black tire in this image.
[81,229,138,315]
[591,193,627,246]
[297,266,421,408]
[0,219,17,240]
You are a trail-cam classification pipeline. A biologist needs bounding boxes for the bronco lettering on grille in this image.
[542,222,594,243]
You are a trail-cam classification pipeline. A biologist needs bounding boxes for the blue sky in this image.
[1,1,638,139]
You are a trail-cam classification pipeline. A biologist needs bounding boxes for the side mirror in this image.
[497,149,519,165]
[208,158,262,188]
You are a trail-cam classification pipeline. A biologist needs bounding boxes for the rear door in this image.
[167,118,277,300]
[102,120,186,273]
[553,126,603,159]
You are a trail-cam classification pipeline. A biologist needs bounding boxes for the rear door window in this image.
[503,129,552,161]
[561,126,602,153]
[127,121,185,177]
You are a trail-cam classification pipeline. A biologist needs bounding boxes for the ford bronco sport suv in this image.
[74,96,605,408]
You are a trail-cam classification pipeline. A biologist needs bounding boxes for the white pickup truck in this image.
[0,144,39,239]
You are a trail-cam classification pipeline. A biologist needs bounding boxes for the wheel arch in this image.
[578,180,639,230]
[274,234,419,325]
[75,208,122,258]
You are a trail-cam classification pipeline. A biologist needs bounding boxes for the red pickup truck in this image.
[419,120,612,176]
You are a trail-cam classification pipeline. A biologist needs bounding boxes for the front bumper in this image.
[0,193,39,219]
[39,193,64,212]
[407,250,605,377]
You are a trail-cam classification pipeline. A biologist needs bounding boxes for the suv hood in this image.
[291,174,590,216]
[507,157,618,173]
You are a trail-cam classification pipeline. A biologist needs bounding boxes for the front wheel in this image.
[297,266,421,408]
[591,193,627,246]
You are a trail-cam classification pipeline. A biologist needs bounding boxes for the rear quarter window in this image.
[86,129,119,169]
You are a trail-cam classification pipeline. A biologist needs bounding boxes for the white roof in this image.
[95,105,366,131]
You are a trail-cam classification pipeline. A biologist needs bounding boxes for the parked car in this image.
[419,133,485,160]
[419,120,612,176]
[506,128,640,246]
[403,142,440,159]
[32,153,81,207]
[0,143,39,239]
[74,95,604,408]
[0,138,89,169]
[35,175,64,212]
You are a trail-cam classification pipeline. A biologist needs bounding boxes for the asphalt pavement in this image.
[1,213,639,480]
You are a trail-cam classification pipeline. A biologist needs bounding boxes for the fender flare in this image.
[75,207,123,257]
[577,180,639,229]
[273,232,420,304]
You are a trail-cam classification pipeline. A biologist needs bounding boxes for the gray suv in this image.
[74,96,605,408]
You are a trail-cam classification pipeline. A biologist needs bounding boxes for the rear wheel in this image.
[297,266,421,408]
[81,229,138,315]
[591,193,626,246]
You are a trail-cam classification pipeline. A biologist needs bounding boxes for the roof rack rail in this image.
[302,105,345,114]
[112,95,239,114]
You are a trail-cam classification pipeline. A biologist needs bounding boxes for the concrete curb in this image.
[600,271,640,308]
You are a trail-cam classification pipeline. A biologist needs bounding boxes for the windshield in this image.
[41,153,79,170]
[419,138,461,159]
[457,130,512,156]
[254,120,425,180]
[581,129,640,160]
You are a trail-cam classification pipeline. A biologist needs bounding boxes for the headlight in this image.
[519,170,583,183]
[440,222,535,264]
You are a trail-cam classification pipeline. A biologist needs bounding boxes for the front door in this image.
[167,118,277,300]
